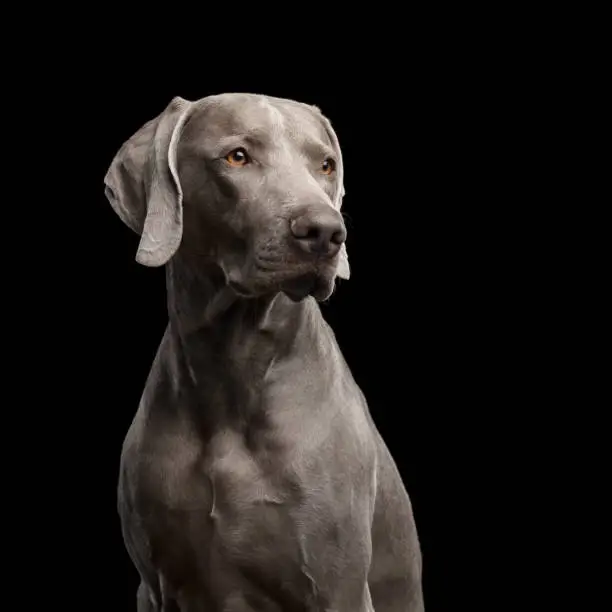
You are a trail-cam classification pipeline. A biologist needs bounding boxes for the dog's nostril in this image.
[290,219,313,240]
[290,213,346,257]
[331,229,346,245]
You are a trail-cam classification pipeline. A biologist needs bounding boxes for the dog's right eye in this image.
[225,148,250,167]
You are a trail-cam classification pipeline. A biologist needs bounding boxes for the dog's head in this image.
[104,93,350,302]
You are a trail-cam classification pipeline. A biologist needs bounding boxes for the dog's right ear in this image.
[104,96,195,267]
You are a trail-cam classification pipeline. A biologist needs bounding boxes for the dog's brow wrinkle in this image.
[218,129,270,150]
[304,140,334,161]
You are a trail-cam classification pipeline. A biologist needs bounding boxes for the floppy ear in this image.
[337,239,350,280]
[104,96,194,267]
[319,113,350,280]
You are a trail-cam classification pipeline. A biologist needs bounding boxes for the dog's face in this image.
[104,94,350,302]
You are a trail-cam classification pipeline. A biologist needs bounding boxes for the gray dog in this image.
[105,93,424,611]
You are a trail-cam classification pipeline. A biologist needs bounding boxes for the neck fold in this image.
[164,251,324,400]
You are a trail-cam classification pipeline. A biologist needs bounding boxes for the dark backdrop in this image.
[68,69,521,611]
[7,7,576,605]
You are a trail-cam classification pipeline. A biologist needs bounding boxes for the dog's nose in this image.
[290,209,347,258]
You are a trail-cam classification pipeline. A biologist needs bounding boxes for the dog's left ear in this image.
[337,233,351,280]
[318,112,351,280]
[104,96,195,267]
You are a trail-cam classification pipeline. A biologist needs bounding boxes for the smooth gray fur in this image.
[105,93,424,611]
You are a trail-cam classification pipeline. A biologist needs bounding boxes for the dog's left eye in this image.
[225,148,250,167]
[321,158,336,175]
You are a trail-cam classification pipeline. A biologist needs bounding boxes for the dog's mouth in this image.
[228,269,332,302]
[224,255,337,302]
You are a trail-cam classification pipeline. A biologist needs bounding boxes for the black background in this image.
[46,52,539,611]
[9,8,592,607]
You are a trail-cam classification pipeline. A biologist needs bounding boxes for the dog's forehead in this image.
[188,94,330,147]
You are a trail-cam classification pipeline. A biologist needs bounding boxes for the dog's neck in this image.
[165,250,238,335]
[164,250,331,402]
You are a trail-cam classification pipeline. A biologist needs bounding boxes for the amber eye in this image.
[321,158,336,175]
[225,148,250,167]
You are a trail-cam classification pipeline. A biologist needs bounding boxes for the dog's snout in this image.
[290,208,347,258]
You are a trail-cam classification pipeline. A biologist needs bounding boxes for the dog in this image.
[105,93,424,611]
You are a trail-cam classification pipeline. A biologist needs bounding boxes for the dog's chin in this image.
[226,265,336,302]
[280,272,334,303]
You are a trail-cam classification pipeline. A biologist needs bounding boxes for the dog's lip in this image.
[280,272,329,302]
[228,261,336,300]
[255,257,338,277]
[281,272,317,291]
[255,250,340,271]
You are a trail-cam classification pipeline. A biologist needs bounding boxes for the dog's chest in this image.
[207,428,290,510]
[206,424,374,582]
[123,407,376,606]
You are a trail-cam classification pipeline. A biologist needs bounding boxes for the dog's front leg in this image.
[136,581,181,612]
[136,582,157,612]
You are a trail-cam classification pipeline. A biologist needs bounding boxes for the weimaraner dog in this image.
[105,93,424,611]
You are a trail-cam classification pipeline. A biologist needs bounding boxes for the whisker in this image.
[341,211,355,229]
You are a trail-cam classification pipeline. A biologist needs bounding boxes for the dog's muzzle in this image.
[288,206,347,260]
